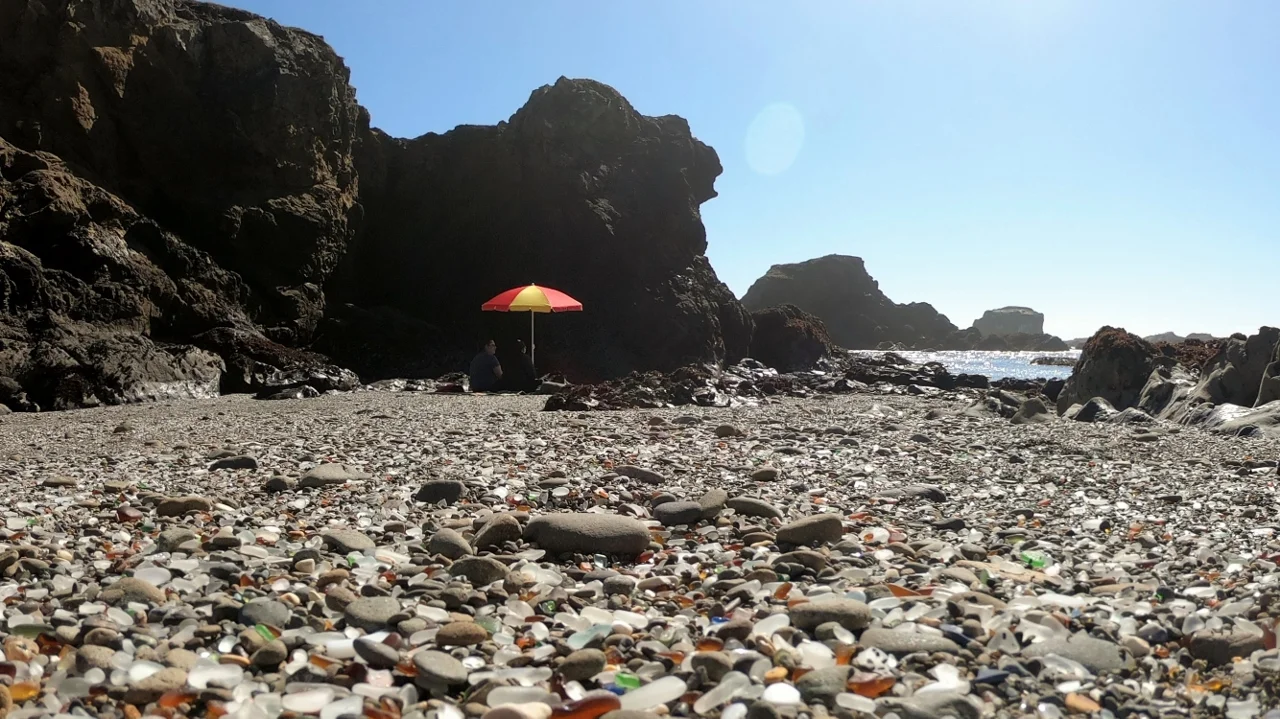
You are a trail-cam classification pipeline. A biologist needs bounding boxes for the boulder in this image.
[748,304,836,372]
[1056,327,1158,414]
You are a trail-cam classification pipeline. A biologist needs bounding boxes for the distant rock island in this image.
[972,307,1044,336]
[1143,332,1217,344]
[741,255,1067,352]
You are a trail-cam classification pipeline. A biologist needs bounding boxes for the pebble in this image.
[858,627,960,655]
[413,649,469,686]
[429,528,474,558]
[209,454,258,470]
[321,528,376,553]
[449,556,510,586]
[789,598,872,631]
[354,637,401,668]
[1188,629,1266,667]
[100,577,166,605]
[473,513,522,548]
[1022,633,1129,673]
[560,648,608,681]
[300,462,369,487]
[726,496,783,519]
[653,500,702,526]
[416,478,466,504]
[343,596,402,631]
[437,621,488,646]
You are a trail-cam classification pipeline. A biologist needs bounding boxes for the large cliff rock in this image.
[331,78,751,381]
[741,255,959,349]
[972,307,1044,337]
[0,0,751,407]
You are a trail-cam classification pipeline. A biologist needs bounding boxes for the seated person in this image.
[469,339,502,391]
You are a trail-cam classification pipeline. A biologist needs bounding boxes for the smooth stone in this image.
[726,497,783,519]
[750,467,780,482]
[449,557,509,586]
[482,704,553,719]
[75,645,116,672]
[300,463,370,487]
[776,514,844,546]
[437,621,488,647]
[789,599,872,631]
[615,465,666,484]
[157,529,199,554]
[415,479,466,505]
[602,575,637,596]
[100,577,166,605]
[157,495,213,517]
[239,599,290,628]
[264,476,296,493]
[355,637,401,668]
[123,667,188,704]
[413,649,468,686]
[560,648,608,681]
[322,529,376,554]
[1188,630,1265,667]
[251,640,288,667]
[795,666,851,707]
[653,501,702,526]
[473,514,522,549]
[858,628,960,655]
[523,514,650,556]
[1022,633,1129,673]
[42,476,77,488]
[344,597,402,631]
[714,425,740,438]
[209,455,258,471]
[878,693,981,719]
[428,528,473,559]
[698,489,729,518]
[690,651,733,682]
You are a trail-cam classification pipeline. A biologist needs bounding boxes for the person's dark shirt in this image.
[469,352,500,391]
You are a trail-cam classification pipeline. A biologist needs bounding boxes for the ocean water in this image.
[849,349,1081,381]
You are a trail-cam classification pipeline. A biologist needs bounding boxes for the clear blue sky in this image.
[227,1,1279,340]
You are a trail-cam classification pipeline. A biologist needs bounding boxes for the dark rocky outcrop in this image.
[1055,328,1160,415]
[741,255,1065,352]
[972,307,1044,337]
[748,304,835,372]
[0,0,752,408]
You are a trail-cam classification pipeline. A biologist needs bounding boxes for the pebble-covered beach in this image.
[2,390,1279,719]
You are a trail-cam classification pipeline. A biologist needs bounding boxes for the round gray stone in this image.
[343,596,402,631]
[322,529,376,554]
[789,598,872,632]
[473,513,521,549]
[449,556,509,586]
[355,637,401,668]
[413,649,468,686]
[100,577,166,606]
[415,479,465,505]
[1022,633,1129,673]
[653,501,702,526]
[858,628,960,656]
[795,666,851,707]
[428,528,472,559]
[726,496,783,519]
[239,598,290,628]
[776,514,844,545]
[560,648,607,682]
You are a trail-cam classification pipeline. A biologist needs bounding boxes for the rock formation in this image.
[1055,328,1160,415]
[1058,325,1280,436]
[741,255,1066,352]
[747,304,835,373]
[740,255,959,349]
[972,307,1044,337]
[0,0,751,409]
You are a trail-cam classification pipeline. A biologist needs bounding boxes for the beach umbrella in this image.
[481,284,583,364]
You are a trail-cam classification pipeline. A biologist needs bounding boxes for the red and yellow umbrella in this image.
[481,284,583,363]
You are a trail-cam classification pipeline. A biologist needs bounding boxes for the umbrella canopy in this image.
[482,284,583,313]
[481,285,583,365]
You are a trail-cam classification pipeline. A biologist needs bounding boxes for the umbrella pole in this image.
[530,311,535,366]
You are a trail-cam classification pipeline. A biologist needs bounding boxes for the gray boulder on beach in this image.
[523,513,651,556]
[776,514,844,545]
